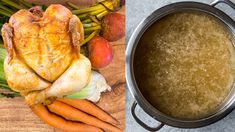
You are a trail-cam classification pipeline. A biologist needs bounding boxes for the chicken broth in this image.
[134,12,235,119]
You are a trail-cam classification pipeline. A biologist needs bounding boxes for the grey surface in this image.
[126,0,235,131]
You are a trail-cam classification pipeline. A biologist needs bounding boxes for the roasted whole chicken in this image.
[1,5,93,105]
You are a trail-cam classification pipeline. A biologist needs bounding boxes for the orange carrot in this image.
[48,100,121,132]
[31,104,103,132]
[59,98,119,125]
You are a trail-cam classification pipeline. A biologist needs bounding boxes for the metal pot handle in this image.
[131,101,164,131]
[211,0,235,9]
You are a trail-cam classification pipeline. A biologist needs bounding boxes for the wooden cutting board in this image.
[0,2,125,132]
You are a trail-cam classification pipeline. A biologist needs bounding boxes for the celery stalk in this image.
[66,85,93,99]
[66,71,111,102]
[0,47,6,82]
[1,0,23,10]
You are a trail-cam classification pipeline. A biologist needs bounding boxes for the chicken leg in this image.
[25,54,91,105]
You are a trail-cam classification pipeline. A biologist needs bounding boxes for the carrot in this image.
[48,100,121,132]
[31,104,103,132]
[59,98,119,125]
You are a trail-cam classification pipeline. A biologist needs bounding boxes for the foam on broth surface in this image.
[134,12,235,119]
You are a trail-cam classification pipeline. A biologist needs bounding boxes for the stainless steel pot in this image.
[126,0,235,131]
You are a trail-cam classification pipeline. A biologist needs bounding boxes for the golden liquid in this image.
[134,12,235,119]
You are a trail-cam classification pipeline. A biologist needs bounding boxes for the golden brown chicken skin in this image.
[2,4,91,105]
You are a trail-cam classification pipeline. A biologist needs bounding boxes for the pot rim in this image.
[126,1,235,128]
